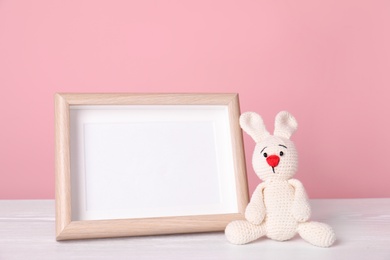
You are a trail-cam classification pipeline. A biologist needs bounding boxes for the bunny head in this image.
[240,111,298,181]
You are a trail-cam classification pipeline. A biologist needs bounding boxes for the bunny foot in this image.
[225,220,266,245]
[297,221,336,247]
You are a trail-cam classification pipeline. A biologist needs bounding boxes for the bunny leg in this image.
[297,221,336,247]
[225,220,266,245]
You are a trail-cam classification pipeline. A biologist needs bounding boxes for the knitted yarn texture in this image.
[225,111,336,247]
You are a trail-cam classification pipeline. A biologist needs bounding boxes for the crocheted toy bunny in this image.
[225,111,335,247]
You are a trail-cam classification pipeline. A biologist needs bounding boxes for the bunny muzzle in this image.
[266,155,280,173]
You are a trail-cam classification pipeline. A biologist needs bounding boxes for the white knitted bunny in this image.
[225,111,336,247]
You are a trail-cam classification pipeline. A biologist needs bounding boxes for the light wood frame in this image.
[55,93,248,241]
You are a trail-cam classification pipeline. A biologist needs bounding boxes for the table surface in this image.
[0,199,389,260]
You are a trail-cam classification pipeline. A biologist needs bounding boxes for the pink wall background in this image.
[1,1,389,199]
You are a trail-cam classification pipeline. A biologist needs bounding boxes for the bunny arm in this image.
[245,182,267,225]
[288,179,311,222]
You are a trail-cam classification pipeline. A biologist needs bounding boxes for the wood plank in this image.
[0,199,389,259]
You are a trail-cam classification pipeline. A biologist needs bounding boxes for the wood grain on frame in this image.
[55,93,248,240]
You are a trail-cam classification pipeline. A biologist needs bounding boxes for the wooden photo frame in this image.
[55,93,248,240]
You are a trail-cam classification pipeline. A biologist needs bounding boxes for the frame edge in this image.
[55,93,72,240]
[56,213,243,241]
[227,94,249,214]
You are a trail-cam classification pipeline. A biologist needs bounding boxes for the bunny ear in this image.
[274,111,298,139]
[240,112,270,143]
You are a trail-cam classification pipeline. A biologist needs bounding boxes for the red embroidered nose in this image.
[266,155,280,167]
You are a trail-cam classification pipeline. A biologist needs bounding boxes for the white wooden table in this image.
[0,199,389,259]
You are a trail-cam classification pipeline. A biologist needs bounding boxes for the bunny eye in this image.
[263,153,268,158]
[280,151,284,156]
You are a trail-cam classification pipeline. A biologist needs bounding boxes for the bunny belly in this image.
[263,181,298,241]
